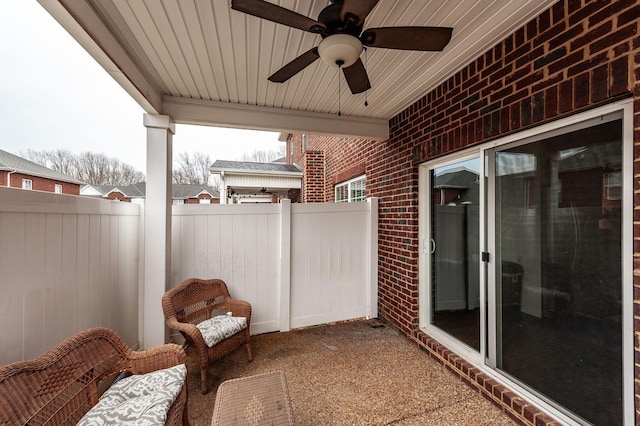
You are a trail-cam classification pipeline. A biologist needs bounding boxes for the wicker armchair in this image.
[162,277,253,393]
[0,327,187,425]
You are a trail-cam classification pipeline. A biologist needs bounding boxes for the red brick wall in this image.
[291,134,372,202]
[302,150,325,202]
[185,194,217,204]
[106,191,130,202]
[293,1,640,424]
[1,171,80,195]
[288,188,301,203]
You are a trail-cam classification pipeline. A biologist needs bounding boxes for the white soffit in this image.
[225,175,302,189]
[39,0,557,140]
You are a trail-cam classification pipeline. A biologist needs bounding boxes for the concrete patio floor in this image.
[183,319,519,425]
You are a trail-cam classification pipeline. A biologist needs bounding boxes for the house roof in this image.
[171,183,219,198]
[39,1,556,141]
[434,167,478,189]
[87,182,219,198]
[0,149,84,185]
[210,160,303,176]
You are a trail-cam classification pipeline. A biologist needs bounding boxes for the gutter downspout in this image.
[6,170,15,187]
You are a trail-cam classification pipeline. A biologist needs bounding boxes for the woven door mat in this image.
[211,371,294,426]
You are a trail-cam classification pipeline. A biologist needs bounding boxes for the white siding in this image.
[224,174,302,189]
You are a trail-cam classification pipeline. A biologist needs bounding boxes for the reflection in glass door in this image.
[430,158,480,350]
[493,119,623,425]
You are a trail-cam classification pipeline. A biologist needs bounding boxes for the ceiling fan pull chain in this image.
[364,47,369,107]
[338,64,342,116]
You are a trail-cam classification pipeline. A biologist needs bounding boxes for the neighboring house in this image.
[432,166,479,206]
[0,149,83,195]
[81,182,219,204]
[209,159,302,204]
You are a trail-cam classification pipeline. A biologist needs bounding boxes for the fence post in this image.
[279,199,292,332]
[367,197,379,319]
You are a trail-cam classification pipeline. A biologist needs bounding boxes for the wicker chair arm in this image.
[224,299,252,319]
[126,343,187,375]
[165,316,208,348]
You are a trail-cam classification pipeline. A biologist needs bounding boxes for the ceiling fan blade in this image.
[342,58,371,94]
[231,0,326,34]
[268,47,320,83]
[361,27,453,51]
[340,0,379,27]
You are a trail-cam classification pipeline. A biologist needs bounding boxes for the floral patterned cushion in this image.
[196,316,247,347]
[77,364,186,426]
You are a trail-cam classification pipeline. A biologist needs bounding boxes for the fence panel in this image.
[171,204,282,335]
[171,200,378,334]
[290,201,376,328]
[0,188,140,365]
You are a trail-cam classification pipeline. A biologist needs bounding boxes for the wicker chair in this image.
[0,327,187,425]
[162,277,253,393]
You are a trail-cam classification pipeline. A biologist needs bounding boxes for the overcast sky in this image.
[0,2,284,173]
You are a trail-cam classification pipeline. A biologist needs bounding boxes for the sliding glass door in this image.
[492,118,623,425]
[427,157,481,351]
[420,104,631,425]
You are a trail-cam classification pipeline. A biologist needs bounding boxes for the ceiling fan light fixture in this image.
[318,34,363,68]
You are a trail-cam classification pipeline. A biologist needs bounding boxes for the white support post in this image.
[367,197,379,319]
[142,114,174,348]
[279,199,291,332]
[219,172,227,204]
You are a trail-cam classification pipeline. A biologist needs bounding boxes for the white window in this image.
[199,198,211,204]
[172,199,185,205]
[604,170,622,200]
[22,179,32,190]
[335,175,366,202]
[54,184,63,194]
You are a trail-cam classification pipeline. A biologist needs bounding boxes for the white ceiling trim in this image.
[163,96,389,140]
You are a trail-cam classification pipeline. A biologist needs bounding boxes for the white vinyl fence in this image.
[0,188,141,364]
[171,198,378,334]
[0,190,378,365]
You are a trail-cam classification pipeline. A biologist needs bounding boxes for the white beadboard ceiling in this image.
[39,0,556,140]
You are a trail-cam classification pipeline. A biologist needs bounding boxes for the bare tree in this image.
[22,149,145,185]
[173,151,212,185]
[238,145,285,163]
[23,148,78,176]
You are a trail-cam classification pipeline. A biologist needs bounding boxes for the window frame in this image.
[22,179,32,190]
[54,184,63,194]
[335,175,366,203]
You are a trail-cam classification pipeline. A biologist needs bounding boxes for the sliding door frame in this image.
[418,98,634,425]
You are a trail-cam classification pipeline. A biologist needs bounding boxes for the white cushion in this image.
[196,316,247,347]
[77,364,186,426]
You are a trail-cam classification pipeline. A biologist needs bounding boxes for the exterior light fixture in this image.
[318,34,363,68]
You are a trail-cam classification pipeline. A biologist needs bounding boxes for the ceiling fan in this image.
[231,0,453,94]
